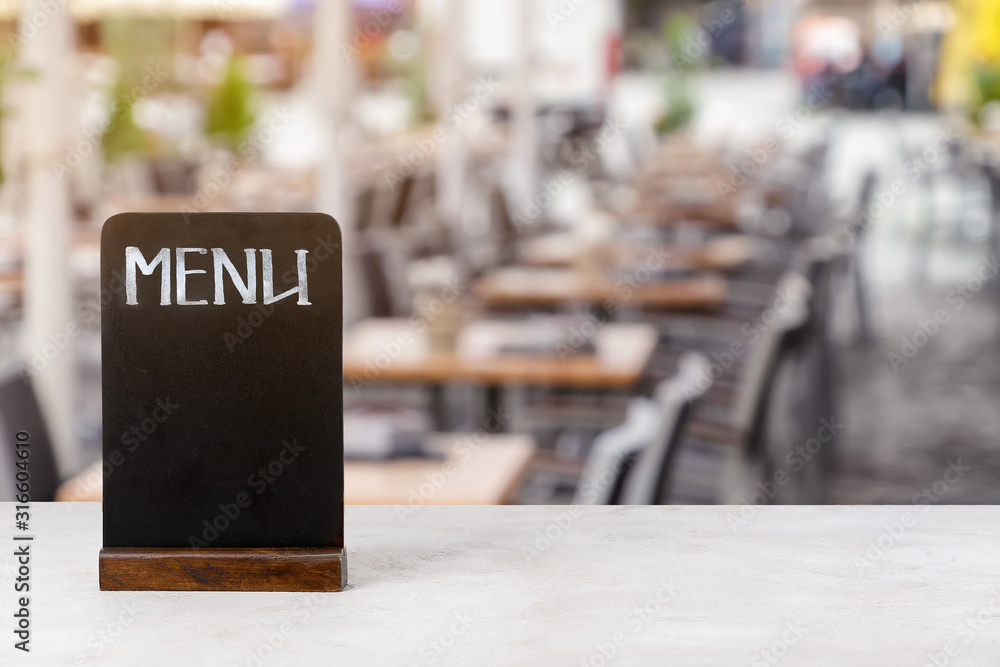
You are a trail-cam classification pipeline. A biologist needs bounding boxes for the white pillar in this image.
[435,0,466,229]
[312,0,360,325]
[18,0,77,474]
[508,0,536,207]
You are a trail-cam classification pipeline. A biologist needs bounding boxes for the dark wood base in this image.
[99,547,347,592]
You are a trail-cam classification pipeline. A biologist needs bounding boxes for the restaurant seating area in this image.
[263,115,1000,508]
[2,0,1000,510]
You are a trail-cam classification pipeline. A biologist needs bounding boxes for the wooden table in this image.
[473,268,727,310]
[518,234,755,272]
[631,147,742,228]
[0,271,22,295]
[344,434,533,505]
[9,503,1000,664]
[55,434,536,506]
[343,318,658,389]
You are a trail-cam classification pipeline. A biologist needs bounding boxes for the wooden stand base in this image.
[99,547,347,592]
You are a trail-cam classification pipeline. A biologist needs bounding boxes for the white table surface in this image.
[5,503,1000,665]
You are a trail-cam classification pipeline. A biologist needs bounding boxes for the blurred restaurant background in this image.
[1,0,1000,507]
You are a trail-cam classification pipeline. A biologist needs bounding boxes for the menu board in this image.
[101,212,343,553]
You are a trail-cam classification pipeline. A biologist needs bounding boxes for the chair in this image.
[797,235,844,429]
[488,184,559,263]
[847,170,877,342]
[727,238,841,504]
[389,171,435,229]
[148,157,197,195]
[390,174,416,229]
[621,353,712,504]
[355,186,377,234]
[979,158,1000,305]
[680,269,811,504]
[680,230,847,505]
[573,352,711,505]
[781,236,844,501]
[571,396,660,504]
[0,371,61,502]
[358,245,397,318]
[727,271,811,460]
[489,185,520,265]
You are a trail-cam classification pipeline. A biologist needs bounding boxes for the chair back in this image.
[729,271,811,456]
[491,186,518,241]
[796,235,845,419]
[621,353,712,504]
[574,352,710,505]
[572,396,661,505]
[355,186,377,233]
[359,245,396,318]
[0,372,60,502]
[390,174,416,228]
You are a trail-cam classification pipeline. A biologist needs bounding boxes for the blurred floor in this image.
[827,113,1000,503]
[832,281,1000,503]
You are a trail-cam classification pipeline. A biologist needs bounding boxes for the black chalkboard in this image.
[101,212,343,550]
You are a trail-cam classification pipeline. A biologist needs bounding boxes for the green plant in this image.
[657,75,694,135]
[206,58,257,152]
[100,18,176,163]
[970,60,1000,126]
[656,13,698,136]
[102,81,148,163]
[664,12,696,62]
